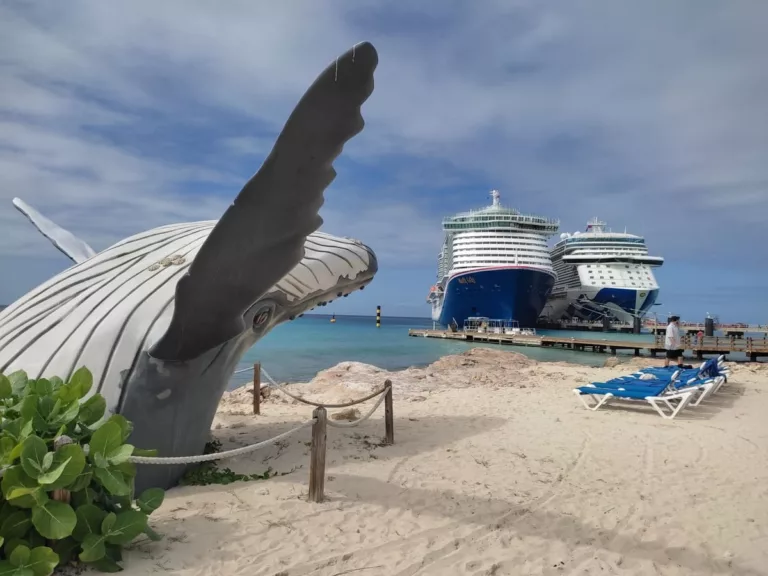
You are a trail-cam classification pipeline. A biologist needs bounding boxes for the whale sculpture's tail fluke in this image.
[11,197,97,264]
[151,42,379,362]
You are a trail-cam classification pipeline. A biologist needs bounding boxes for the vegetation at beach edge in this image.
[0,367,165,574]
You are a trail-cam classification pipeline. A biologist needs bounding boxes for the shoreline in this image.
[124,348,768,575]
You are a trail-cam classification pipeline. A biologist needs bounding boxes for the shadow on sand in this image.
[130,386,758,575]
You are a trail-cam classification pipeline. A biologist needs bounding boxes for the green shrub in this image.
[0,367,165,574]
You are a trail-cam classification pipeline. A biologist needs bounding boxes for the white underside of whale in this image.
[0,217,374,413]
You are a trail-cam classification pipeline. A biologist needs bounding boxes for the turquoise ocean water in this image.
[229,314,689,388]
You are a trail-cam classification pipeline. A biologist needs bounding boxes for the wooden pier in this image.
[540,320,768,338]
[408,329,768,361]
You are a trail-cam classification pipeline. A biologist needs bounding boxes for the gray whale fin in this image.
[12,197,97,264]
[151,42,378,361]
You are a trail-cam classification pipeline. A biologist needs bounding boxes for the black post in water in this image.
[705,317,715,337]
[376,305,381,328]
[633,316,642,334]
[601,316,611,332]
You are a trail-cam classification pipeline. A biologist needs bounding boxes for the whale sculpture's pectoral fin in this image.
[12,197,97,263]
[150,42,378,362]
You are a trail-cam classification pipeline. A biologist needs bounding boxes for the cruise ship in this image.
[540,218,664,324]
[427,190,560,328]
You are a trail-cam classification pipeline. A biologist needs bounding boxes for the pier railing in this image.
[408,328,768,361]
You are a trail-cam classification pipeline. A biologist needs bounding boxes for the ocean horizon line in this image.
[304,312,432,320]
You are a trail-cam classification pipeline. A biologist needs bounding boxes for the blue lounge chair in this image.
[595,367,723,405]
[637,356,729,382]
[632,358,729,397]
[573,370,698,419]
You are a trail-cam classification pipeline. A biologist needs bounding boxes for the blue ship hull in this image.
[565,287,660,322]
[438,267,555,328]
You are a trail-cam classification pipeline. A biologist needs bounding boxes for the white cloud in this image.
[1,0,767,307]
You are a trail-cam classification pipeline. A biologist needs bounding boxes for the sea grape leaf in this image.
[36,457,72,486]
[31,501,77,540]
[143,525,163,541]
[26,546,59,576]
[3,538,26,558]
[114,461,136,480]
[2,468,40,509]
[0,560,22,575]
[45,444,86,490]
[73,505,106,543]
[5,488,42,506]
[0,437,17,464]
[68,367,93,399]
[67,468,93,494]
[50,400,80,427]
[26,532,44,550]
[20,396,46,432]
[89,422,122,465]
[104,510,146,546]
[0,510,31,540]
[32,380,53,398]
[104,415,133,443]
[0,503,13,528]
[137,488,165,515]
[51,538,79,566]
[20,436,48,480]
[93,467,130,497]
[101,513,116,535]
[9,544,30,567]
[78,395,106,426]
[47,376,64,389]
[0,375,12,400]
[78,534,105,563]
[107,445,133,466]
[7,371,28,396]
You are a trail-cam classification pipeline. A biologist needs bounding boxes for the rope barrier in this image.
[121,363,392,466]
[260,366,390,409]
[127,419,315,465]
[326,386,390,429]
[0,418,316,473]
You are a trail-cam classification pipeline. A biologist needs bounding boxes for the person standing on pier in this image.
[664,315,683,367]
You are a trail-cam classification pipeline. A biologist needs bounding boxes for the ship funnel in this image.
[490,189,501,207]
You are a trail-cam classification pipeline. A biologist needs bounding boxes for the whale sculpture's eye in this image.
[253,310,270,328]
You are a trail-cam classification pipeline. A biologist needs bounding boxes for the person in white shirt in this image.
[664,315,683,367]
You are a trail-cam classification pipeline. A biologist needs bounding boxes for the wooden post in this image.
[309,406,327,503]
[253,362,261,415]
[384,379,394,445]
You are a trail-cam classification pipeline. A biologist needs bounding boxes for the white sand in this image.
[121,349,768,575]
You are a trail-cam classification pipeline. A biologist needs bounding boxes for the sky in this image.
[1,0,767,323]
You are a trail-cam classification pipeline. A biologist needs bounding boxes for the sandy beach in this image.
[120,349,768,576]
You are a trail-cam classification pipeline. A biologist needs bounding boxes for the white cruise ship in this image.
[540,218,664,324]
[427,190,560,328]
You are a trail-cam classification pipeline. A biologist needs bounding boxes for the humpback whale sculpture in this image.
[0,42,379,491]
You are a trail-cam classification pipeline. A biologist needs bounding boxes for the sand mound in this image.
[222,348,539,410]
